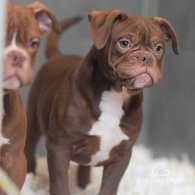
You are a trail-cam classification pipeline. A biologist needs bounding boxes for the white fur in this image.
[0,135,9,148]
[22,147,195,195]
[0,33,22,147]
[4,31,29,69]
[11,32,17,47]
[3,32,30,90]
[0,33,18,146]
[88,88,130,166]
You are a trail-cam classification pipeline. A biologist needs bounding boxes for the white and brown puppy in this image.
[0,1,59,194]
[25,10,178,195]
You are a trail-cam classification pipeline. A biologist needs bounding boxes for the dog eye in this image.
[29,39,40,49]
[119,39,131,48]
[154,44,164,53]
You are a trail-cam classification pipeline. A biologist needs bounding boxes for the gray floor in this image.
[14,0,195,163]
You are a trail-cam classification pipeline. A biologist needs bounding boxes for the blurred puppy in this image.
[0,1,59,194]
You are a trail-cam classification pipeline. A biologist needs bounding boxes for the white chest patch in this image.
[88,89,130,166]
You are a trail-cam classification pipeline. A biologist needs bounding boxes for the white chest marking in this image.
[0,95,9,148]
[88,89,130,166]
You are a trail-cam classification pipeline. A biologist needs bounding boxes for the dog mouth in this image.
[3,61,33,89]
[3,75,22,90]
[120,73,153,90]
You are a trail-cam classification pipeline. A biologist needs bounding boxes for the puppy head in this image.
[88,10,178,93]
[3,2,60,90]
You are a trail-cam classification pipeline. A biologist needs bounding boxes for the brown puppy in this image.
[25,10,178,195]
[0,2,59,194]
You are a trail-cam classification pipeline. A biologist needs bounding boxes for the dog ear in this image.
[153,17,178,55]
[28,1,60,34]
[88,10,127,49]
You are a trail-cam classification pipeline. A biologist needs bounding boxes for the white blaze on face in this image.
[11,32,17,47]
[4,31,29,66]
[4,31,24,55]
[88,88,130,166]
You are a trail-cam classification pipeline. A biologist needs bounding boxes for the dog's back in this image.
[32,16,83,112]
[25,18,83,173]
[35,16,83,98]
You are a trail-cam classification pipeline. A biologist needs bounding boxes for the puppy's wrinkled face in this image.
[3,2,60,90]
[89,10,178,93]
[109,17,165,91]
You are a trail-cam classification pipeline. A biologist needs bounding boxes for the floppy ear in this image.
[88,9,127,49]
[28,1,60,34]
[153,17,178,55]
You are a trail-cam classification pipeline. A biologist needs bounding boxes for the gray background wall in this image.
[14,0,195,162]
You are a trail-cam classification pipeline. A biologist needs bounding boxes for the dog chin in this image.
[121,73,153,92]
[133,73,153,88]
[3,76,21,90]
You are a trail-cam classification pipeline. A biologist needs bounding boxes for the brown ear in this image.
[88,10,127,49]
[153,17,178,55]
[28,1,60,34]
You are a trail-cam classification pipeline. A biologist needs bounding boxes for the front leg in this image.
[98,149,132,195]
[0,145,26,195]
[46,136,71,195]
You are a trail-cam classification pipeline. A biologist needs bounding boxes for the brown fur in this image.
[1,92,27,190]
[0,2,59,194]
[25,10,178,195]
[4,2,60,89]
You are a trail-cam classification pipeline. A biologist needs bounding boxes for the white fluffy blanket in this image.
[22,146,195,195]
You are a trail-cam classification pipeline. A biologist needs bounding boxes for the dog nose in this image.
[139,54,153,66]
[8,50,26,68]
